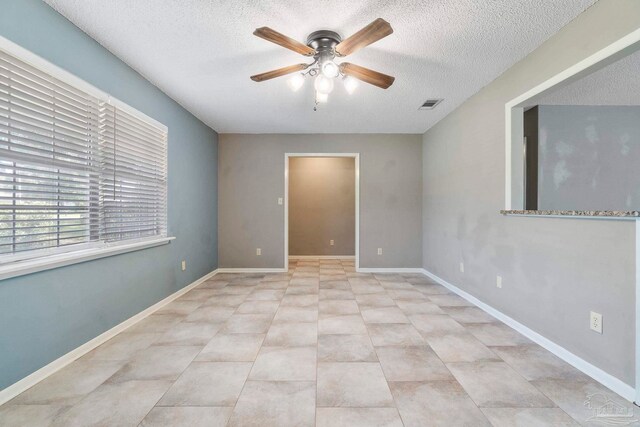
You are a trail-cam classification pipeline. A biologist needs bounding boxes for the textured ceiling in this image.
[44,0,597,133]
[538,48,640,106]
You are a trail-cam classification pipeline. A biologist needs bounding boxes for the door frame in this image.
[284,153,360,272]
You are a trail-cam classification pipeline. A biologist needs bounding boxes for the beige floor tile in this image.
[246,289,285,301]
[480,408,579,426]
[228,381,316,427]
[355,293,397,307]
[318,334,378,362]
[123,314,183,334]
[319,289,355,300]
[256,280,289,289]
[425,333,500,362]
[319,280,351,290]
[141,406,233,427]
[158,362,251,406]
[155,322,222,346]
[196,333,264,362]
[280,294,318,307]
[235,300,280,314]
[108,345,201,383]
[83,332,162,361]
[376,346,453,381]
[412,284,451,295]
[531,379,640,424]
[386,289,426,300]
[466,323,531,346]
[379,281,414,290]
[263,322,317,346]
[12,359,123,406]
[249,346,317,380]
[409,314,466,336]
[156,300,203,316]
[285,285,319,295]
[316,408,404,427]
[428,294,474,307]
[491,344,588,381]
[447,361,554,408]
[179,289,218,301]
[219,313,273,334]
[443,306,497,323]
[394,300,445,314]
[367,323,426,346]
[52,380,172,427]
[204,294,247,307]
[184,306,235,323]
[350,283,386,294]
[390,381,491,427]
[0,404,63,427]
[273,306,318,322]
[361,307,410,324]
[290,277,319,286]
[319,300,359,315]
[319,314,367,334]
[317,362,394,407]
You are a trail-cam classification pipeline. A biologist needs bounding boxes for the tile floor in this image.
[1,258,638,426]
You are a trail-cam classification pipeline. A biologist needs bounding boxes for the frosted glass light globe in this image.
[314,74,334,94]
[343,76,359,94]
[321,61,340,78]
[287,73,305,92]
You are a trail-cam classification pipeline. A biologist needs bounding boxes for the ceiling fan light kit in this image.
[250,19,395,109]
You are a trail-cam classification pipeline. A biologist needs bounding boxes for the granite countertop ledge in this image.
[501,210,640,218]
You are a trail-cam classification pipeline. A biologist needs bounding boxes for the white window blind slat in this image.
[0,46,168,261]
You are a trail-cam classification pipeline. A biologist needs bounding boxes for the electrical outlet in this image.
[459,262,464,273]
[496,275,502,288]
[256,248,261,256]
[377,248,383,255]
[590,311,602,334]
[181,260,186,271]
[330,240,334,246]
[278,197,283,205]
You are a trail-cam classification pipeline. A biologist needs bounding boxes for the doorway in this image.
[284,153,360,271]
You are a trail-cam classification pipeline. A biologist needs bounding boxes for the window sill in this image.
[0,237,175,281]
[500,210,640,220]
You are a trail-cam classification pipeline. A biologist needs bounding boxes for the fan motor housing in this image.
[306,30,342,51]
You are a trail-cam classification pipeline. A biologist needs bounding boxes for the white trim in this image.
[357,267,424,273]
[0,237,175,281]
[216,268,287,274]
[636,219,640,404]
[502,213,639,221]
[422,268,636,402]
[504,28,640,210]
[284,153,360,272]
[289,255,355,260]
[0,267,219,406]
[0,36,167,132]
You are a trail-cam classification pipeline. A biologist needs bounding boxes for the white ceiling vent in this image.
[419,99,443,110]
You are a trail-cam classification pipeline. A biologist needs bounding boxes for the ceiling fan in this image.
[250,19,395,106]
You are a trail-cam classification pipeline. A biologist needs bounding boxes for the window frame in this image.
[0,36,171,280]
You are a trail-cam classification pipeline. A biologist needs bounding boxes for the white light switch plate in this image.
[181,260,186,271]
[256,248,261,256]
[278,197,283,205]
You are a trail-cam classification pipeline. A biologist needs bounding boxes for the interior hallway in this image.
[1,258,634,426]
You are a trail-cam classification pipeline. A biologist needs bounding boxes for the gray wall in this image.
[0,0,218,390]
[537,105,640,211]
[219,134,422,269]
[289,157,355,256]
[422,0,639,386]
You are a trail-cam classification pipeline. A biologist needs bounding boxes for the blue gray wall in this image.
[0,0,219,390]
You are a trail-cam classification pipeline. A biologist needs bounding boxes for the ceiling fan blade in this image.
[250,63,309,82]
[335,18,393,56]
[340,62,395,89]
[253,27,316,56]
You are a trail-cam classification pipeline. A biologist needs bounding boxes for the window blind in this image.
[0,47,167,262]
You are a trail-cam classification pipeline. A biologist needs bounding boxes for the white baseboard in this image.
[421,268,636,402]
[0,268,220,406]
[216,268,287,273]
[357,267,424,273]
[289,255,355,260]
